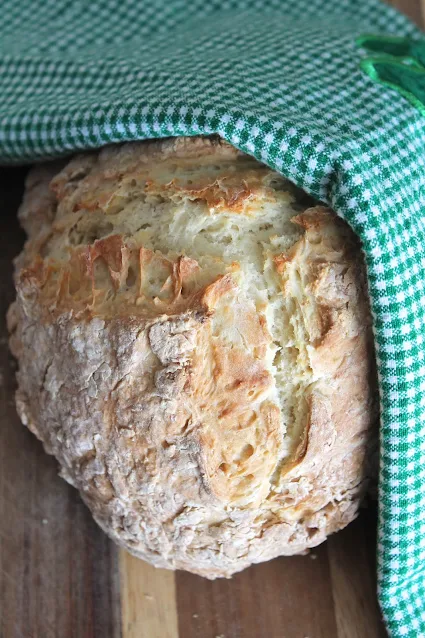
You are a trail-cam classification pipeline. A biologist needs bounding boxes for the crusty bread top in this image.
[17,137,306,318]
[10,136,377,576]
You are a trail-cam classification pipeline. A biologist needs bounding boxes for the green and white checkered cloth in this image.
[1,1,425,635]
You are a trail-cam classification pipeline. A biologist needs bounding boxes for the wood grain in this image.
[328,512,386,638]
[391,0,424,23]
[120,553,178,638]
[176,541,339,638]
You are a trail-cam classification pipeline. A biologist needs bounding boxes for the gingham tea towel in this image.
[1,1,425,635]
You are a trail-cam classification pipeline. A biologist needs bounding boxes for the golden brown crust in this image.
[8,136,377,578]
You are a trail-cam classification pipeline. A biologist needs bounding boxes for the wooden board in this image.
[0,3,422,635]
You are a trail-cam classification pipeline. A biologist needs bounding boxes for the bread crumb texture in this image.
[8,136,378,578]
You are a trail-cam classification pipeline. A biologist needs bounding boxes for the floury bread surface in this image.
[8,136,377,578]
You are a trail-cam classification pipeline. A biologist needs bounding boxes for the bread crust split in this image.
[8,136,378,578]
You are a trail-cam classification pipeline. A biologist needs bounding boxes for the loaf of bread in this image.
[8,136,377,578]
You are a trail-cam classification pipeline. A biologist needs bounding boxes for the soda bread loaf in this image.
[8,136,378,578]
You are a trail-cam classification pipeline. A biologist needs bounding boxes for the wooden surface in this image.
[0,3,422,636]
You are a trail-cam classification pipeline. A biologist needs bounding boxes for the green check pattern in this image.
[1,1,425,635]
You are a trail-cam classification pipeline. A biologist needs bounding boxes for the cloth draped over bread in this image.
[1,1,425,636]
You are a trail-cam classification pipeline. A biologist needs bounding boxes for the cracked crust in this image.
[8,136,378,578]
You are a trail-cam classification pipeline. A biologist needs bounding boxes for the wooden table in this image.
[0,3,422,635]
